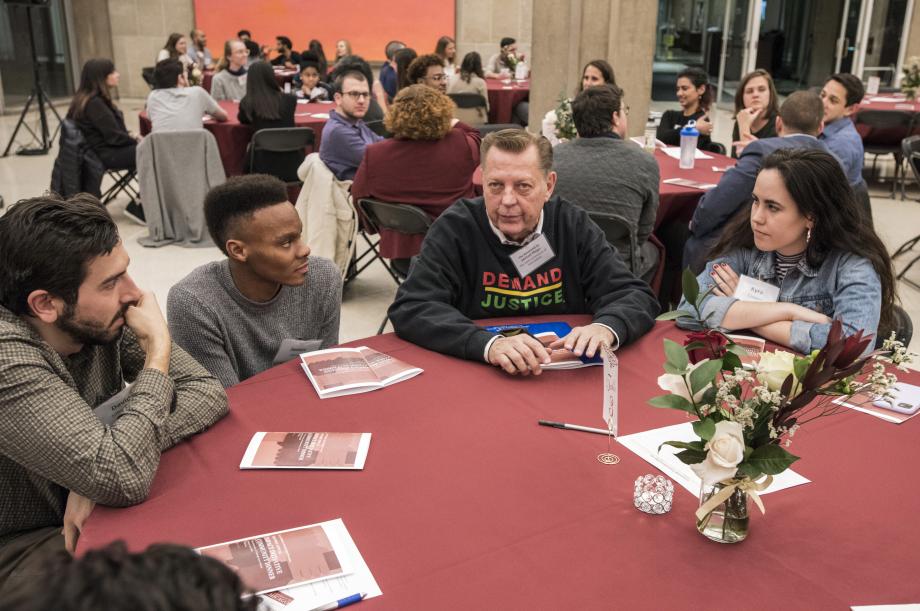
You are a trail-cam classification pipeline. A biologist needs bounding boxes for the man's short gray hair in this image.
[481,129,553,175]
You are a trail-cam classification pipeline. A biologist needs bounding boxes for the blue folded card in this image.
[483,322,602,368]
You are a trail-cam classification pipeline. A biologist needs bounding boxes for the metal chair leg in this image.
[893,234,920,258]
[376,314,388,335]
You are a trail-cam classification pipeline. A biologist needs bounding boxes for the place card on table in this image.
[662,146,713,160]
[662,177,718,191]
[616,422,810,496]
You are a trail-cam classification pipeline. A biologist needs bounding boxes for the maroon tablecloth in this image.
[655,147,735,228]
[855,94,920,141]
[77,317,920,609]
[201,68,298,94]
[138,99,330,177]
[485,78,529,124]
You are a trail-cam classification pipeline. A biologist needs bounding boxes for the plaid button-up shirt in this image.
[0,306,228,548]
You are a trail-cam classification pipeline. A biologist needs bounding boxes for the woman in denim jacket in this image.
[679,148,895,354]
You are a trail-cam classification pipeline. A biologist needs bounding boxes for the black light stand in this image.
[2,0,62,157]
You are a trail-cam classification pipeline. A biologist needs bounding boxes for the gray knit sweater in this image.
[552,135,660,275]
[210,70,247,102]
[167,257,341,387]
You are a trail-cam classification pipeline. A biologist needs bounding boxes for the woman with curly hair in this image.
[351,85,481,260]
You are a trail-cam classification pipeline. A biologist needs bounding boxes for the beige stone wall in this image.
[456,0,532,72]
[70,0,195,99]
[530,0,657,136]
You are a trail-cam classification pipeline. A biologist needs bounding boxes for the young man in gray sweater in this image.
[167,175,342,387]
[553,84,660,281]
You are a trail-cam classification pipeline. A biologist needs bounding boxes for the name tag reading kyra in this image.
[732,274,780,302]
[509,233,556,278]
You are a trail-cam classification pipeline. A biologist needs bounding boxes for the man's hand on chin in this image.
[487,334,552,376]
[548,324,615,359]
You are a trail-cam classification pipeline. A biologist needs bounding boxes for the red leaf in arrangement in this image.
[836,331,873,368]
[683,330,728,364]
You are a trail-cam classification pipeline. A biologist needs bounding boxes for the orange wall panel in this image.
[194,0,454,63]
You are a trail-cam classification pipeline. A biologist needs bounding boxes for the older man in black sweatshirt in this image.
[388,129,659,376]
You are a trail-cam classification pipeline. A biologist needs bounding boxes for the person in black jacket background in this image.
[656,66,714,150]
[238,60,299,181]
[67,59,137,172]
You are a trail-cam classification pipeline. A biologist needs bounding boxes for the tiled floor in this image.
[2,98,918,352]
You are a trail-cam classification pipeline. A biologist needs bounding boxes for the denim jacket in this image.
[677,247,881,355]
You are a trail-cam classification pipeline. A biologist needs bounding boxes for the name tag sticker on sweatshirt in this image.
[93,383,133,426]
[733,275,780,302]
[509,234,555,278]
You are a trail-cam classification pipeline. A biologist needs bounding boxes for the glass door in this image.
[715,0,763,108]
[835,0,864,74]
[856,0,912,86]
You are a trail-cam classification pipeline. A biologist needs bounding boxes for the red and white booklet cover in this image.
[299,347,422,399]
[240,432,372,470]
[196,521,355,595]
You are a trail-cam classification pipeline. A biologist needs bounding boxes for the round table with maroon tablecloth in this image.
[485,78,530,124]
[138,99,332,177]
[77,316,920,609]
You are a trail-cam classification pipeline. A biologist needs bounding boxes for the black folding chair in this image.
[705,141,727,156]
[875,304,914,349]
[100,169,140,206]
[356,198,433,334]
[854,110,914,198]
[248,127,314,184]
[449,92,488,111]
[892,135,920,290]
[477,123,523,136]
[586,210,638,275]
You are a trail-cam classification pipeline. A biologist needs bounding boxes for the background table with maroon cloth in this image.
[138,99,331,177]
[655,146,735,228]
[77,317,920,609]
[855,94,920,140]
[200,68,299,94]
[485,78,529,124]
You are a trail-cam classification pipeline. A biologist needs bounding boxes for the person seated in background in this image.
[542,59,616,146]
[156,33,192,73]
[485,37,523,77]
[684,90,831,273]
[3,541,257,611]
[307,39,329,78]
[553,84,660,282]
[388,129,659,376]
[319,70,383,180]
[680,148,894,355]
[656,66,714,150]
[434,35,457,77]
[67,58,145,224]
[187,29,213,69]
[328,55,387,125]
[296,58,332,102]
[408,54,448,94]
[238,61,299,178]
[351,85,481,260]
[731,69,779,157]
[237,29,261,63]
[819,73,866,187]
[0,195,227,594]
[271,36,300,69]
[447,52,490,126]
[394,47,418,93]
[380,40,405,100]
[146,58,227,132]
[330,39,353,74]
[210,39,249,102]
[168,175,341,388]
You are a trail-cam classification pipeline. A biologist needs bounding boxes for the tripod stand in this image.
[2,1,62,157]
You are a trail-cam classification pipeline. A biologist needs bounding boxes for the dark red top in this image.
[351,122,481,259]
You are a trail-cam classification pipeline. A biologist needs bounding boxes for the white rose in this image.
[657,358,713,404]
[690,420,745,487]
[756,350,800,396]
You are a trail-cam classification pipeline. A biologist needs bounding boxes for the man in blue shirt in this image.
[318,70,383,181]
[819,73,865,188]
[380,40,404,100]
[684,91,831,273]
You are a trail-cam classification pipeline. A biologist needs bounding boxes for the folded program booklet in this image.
[300,347,422,399]
[484,322,602,369]
[196,521,355,595]
[240,432,372,470]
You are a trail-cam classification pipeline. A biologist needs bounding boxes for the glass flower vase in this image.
[697,482,749,543]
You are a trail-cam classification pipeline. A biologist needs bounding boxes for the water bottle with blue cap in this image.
[679,121,699,169]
